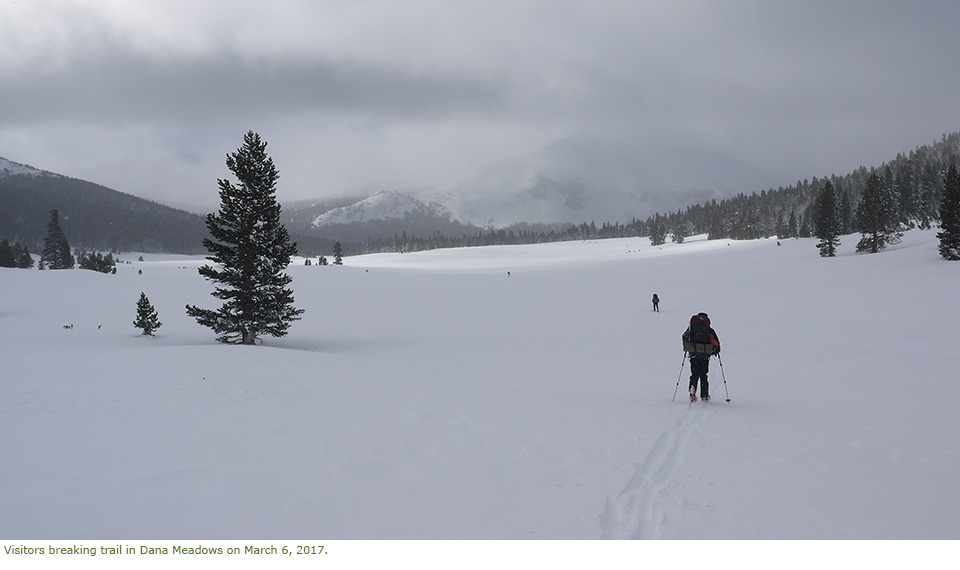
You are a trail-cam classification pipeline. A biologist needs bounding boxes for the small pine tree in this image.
[41,209,75,269]
[814,181,842,257]
[78,251,117,273]
[937,164,960,260]
[134,292,162,336]
[333,241,343,265]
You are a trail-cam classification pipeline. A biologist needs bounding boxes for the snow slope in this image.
[0,156,44,177]
[311,191,446,227]
[1,229,958,540]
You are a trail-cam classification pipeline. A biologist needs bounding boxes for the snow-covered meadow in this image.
[1,229,958,540]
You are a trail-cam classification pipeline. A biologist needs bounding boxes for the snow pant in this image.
[689,357,710,397]
[653,301,659,312]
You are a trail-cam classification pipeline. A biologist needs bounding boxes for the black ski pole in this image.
[717,353,731,402]
[672,353,687,402]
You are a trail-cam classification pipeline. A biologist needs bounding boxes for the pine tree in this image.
[937,164,960,260]
[896,160,920,226]
[41,209,74,269]
[78,251,117,273]
[134,292,162,336]
[919,167,941,229]
[1,242,35,269]
[649,218,667,246]
[0,239,12,267]
[814,181,842,257]
[186,131,304,344]
[839,190,854,234]
[671,218,690,244]
[333,241,343,265]
[855,173,903,253]
[17,243,34,269]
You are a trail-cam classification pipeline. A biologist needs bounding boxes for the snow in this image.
[0,156,44,177]
[301,134,783,230]
[430,133,781,227]
[1,229,958,542]
[311,191,444,226]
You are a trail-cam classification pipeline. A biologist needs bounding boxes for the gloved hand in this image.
[713,346,721,355]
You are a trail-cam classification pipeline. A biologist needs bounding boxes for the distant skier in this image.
[682,312,720,401]
[652,293,660,312]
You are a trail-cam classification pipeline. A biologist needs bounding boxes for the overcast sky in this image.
[2,0,959,207]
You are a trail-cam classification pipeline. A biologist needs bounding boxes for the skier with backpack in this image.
[682,312,720,402]
[652,293,660,312]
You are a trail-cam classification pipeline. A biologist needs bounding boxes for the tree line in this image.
[0,208,120,272]
[349,132,960,259]
[0,239,34,268]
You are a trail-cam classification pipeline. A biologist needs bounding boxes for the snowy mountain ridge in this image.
[0,156,46,177]
[311,190,450,227]
[306,133,783,229]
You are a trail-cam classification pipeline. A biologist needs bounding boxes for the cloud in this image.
[2,1,960,205]
[3,51,511,128]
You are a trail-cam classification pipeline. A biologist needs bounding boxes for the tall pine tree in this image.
[814,180,842,257]
[937,164,960,260]
[0,239,13,267]
[40,209,74,269]
[16,243,34,269]
[855,173,902,253]
[649,218,667,246]
[186,131,304,344]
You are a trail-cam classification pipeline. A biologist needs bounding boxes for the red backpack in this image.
[689,313,710,342]
[685,313,717,355]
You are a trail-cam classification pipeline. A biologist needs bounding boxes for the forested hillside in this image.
[0,172,339,256]
[667,132,959,241]
[0,173,209,253]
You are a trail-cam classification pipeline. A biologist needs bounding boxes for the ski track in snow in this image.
[601,405,707,539]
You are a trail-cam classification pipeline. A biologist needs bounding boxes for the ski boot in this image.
[689,386,697,402]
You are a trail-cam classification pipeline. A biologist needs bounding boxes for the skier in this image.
[652,293,660,312]
[682,312,720,401]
